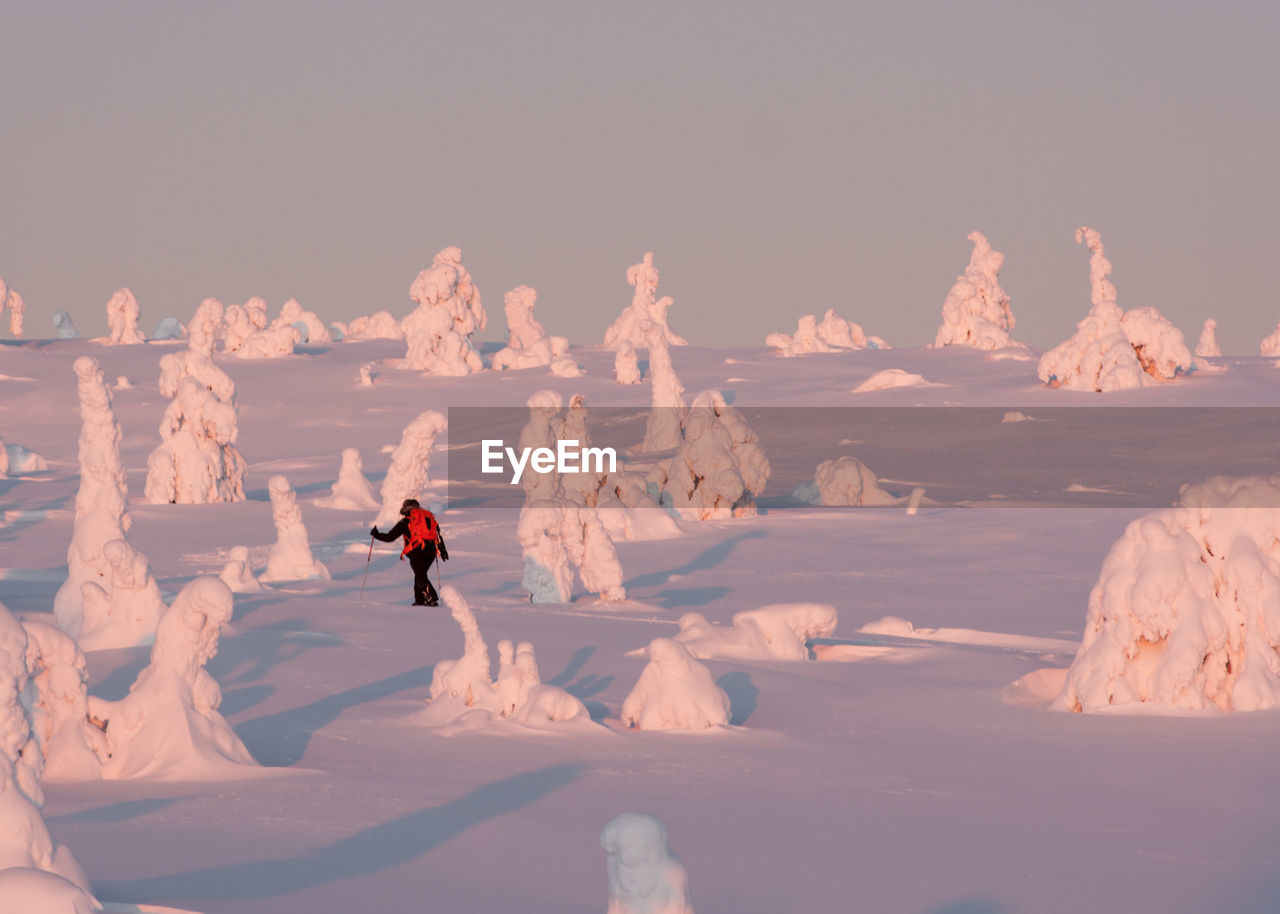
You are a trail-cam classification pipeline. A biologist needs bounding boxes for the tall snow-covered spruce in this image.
[604,252,687,350]
[376,411,447,527]
[260,476,330,583]
[491,285,578,376]
[933,231,1021,350]
[54,357,166,650]
[401,246,486,375]
[103,287,145,344]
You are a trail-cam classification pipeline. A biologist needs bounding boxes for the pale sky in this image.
[2,1,1277,352]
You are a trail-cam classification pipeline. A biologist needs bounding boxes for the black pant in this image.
[407,546,438,604]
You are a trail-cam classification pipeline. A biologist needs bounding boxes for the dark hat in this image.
[399,498,421,515]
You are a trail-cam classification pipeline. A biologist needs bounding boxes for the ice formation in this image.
[490,285,576,374]
[103,287,145,345]
[767,309,882,356]
[270,298,329,344]
[218,546,262,593]
[933,232,1021,350]
[622,638,730,731]
[375,411,447,526]
[88,577,258,779]
[344,311,404,340]
[517,499,626,603]
[52,311,81,339]
[1195,319,1222,358]
[601,812,693,914]
[1054,476,1280,713]
[1260,324,1280,357]
[425,587,587,726]
[314,448,380,511]
[1038,227,1191,391]
[656,391,770,520]
[145,346,247,504]
[260,475,330,583]
[402,246,486,375]
[604,252,688,350]
[793,456,896,506]
[53,357,166,650]
[672,604,838,662]
[20,621,107,781]
[0,603,98,907]
[1,277,25,336]
[151,316,186,340]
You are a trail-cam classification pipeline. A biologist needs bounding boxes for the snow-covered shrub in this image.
[491,285,574,373]
[151,316,186,340]
[314,448,380,511]
[601,812,693,914]
[793,456,896,506]
[402,246,486,375]
[19,621,107,781]
[260,475,330,583]
[852,368,935,393]
[186,297,223,356]
[88,577,257,779]
[103,288,145,345]
[52,311,81,339]
[344,311,403,340]
[1260,324,1280,357]
[0,603,98,906]
[375,410,447,526]
[1055,476,1280,713]
[656,391,770,520]
[517,499,626,603]
[1195,319,1222,358]
[144,347,247,504]
[621,638,730,731]
[1,277,25,336]
[54,358,166,650]
[615,340,641,384]
[1038,227,1191,390]
[604,252,687,350]
[232,323,300,359]
[218,546,261,593]
[220,304,255,353]
[933,231,1021,350]
[269,298,328,344]
[767,309,881,356]
[671,604,837,661]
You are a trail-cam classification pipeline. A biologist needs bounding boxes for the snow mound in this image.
[767,309,878,356]
[218,546,261,593]
[792,456,896,506]
[669,603,837,661]
[1055,476,1280,713]
[375,411,447,526]
[313,448,380,511]
[88,577,257,779]
[604,252,687,350]
[0,867,102,913]
[260,475,330,582]
[402,246,486,375]
[601,812,693,914]
[1195,318,1222,358]
[933,231,1022,351]
[853,369,935,393]
[1038,227,1191,390]
[103,288,145,345]
[621,638,730,731]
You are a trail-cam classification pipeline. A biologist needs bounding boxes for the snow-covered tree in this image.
[344,311,404,340]
[490,285,579,376]
[640,328,686,453]
[604,252,687,350]
[655,390,770,519]
[614,340,641,384]
[88,577,257,778]
[933,231,1021,350]
[1,277,26,336]
[186,298,223,357]
[270,298,329,344]
[1038,227,1191,391]
[401,246,486,375]
[218,546,261,593]
[104,288,145,345]
[1195,318,1222,358]
[144,345,247,504]
[375,411,447,526]
[260,475,330,583]
[601,812,693,914]
[54,357,166,650]
[19,621,108,781]
[1055,476,1280,713]
[314,448,380,511]
[792,456,896,506]
[517,499,626,603]
[0,603,99,907]
[52,311,81,339]
[671,603,837,661]
[621,638,730,731]
[767,309,885,356]
[1260,323,1280,357]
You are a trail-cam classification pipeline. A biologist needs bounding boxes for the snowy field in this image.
[4,337,1280,913]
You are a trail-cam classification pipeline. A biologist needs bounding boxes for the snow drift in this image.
[669,604,838,661]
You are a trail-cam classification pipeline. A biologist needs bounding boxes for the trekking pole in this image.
[359,534,374,599]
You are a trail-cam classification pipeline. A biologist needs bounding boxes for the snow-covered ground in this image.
[3,337,1280,913]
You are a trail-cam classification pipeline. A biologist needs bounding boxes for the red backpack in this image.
[402,508,440,557]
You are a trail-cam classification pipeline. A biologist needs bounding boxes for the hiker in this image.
[370,498,449,606]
